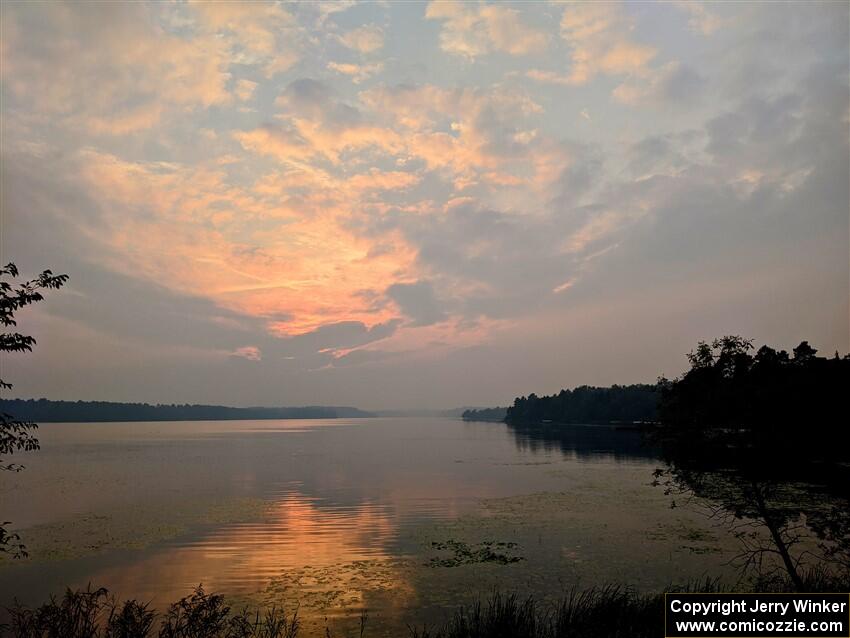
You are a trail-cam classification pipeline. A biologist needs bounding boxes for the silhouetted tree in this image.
[654,336,850,590]
[1,262,68,557]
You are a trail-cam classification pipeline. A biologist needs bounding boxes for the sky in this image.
[1,1,848,410]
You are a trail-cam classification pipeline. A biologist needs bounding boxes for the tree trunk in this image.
[752,481,804,591]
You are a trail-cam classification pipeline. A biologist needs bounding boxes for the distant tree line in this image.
[0,399,374,423]
[461,407,507,422]
[504,384,659,425]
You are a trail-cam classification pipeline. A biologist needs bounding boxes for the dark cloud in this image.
[375,201,581,320]
[657,63,704,104]
[386,280,446,326]
[706,94,804,159]
[284,320,400,354]
[277,78,363,128]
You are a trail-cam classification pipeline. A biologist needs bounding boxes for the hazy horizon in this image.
[2,1,848,410]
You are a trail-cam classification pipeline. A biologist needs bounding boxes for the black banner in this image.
[665,593,850,637]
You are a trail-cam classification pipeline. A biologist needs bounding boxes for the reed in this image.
[3,570,846,638]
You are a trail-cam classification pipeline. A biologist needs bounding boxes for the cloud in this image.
[240,78,565,215]
[557,2,706,108]
[525,69,574,86]
[561,210,638,255]
[1,3,234,134]
[327,61,384,84]
[235,79,258,102]
[386,281,447,326]
[337,25,384,53]
[345,168,421,193]
[189,1,301,75]
[230,346,262,361]
[358,83,554,192]
[425,1,548,58]
[559,3,656,85]
[626,131,701,179]
[63,147,419,337]
[286,320,400,354]
[667,1,724,36]
[368,200,590,322]
[613,62,704,106]
[235,79,404,166]
[311,1,357,27]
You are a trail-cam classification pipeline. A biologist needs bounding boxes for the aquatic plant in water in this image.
[426,540,524,567]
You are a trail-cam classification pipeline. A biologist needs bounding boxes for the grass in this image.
[3,570,847,638]
[4,585,298,638]
[409,587,662,638]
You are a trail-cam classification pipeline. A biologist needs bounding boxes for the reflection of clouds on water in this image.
[88,489,416,629]
[0,418,746,634]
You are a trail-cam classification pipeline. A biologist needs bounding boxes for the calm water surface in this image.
[0,418,739,635]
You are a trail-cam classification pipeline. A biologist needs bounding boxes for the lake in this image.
[0,417,742,636]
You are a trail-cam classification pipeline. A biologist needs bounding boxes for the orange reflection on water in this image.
[86,489,416,632]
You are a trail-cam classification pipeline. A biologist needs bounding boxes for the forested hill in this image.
[0,399,374,422]
[505,384,659,425]
[461,407,508,422]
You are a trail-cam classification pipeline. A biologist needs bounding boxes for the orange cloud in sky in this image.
[327,61,385,84]
[560,2,657,85]
[236,120,403,166]
[1,3,234,134]
[337,24,385,53]
[77,150,419,336]
[230,346,262,361]
[426,1,548,58]
[357,84,558,194]
[189,1,300,75]
[67,65,588,347]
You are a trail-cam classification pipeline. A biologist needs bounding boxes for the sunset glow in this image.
[2,1,847,408]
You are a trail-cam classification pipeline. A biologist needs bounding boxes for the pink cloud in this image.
[230,346,262,361]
